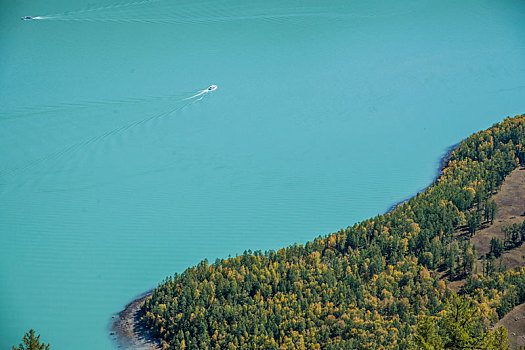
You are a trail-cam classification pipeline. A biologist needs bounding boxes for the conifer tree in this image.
[467,211,482,237]
[413,295,509,350]
[484,200,498,224]
[12,329,50,350]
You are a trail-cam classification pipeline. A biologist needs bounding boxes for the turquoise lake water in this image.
[1,0,524,348]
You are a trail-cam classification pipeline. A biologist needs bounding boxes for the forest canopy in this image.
[142,115,525,349]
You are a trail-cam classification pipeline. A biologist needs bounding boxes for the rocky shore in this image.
[111,291,161,350]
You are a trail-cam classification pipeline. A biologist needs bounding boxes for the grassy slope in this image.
[443,166,525,349]
[447,165,525,292]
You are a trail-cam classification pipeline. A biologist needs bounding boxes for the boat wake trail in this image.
[0,91,197,121]
[28,0,167,20]
[26,0,350,25]
[184,85,218,100]
[0,85,218,183]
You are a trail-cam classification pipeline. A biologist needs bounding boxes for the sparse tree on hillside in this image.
[462,245,476,276]
[490,238,504,258]
[467,211,482,237]
[446,241,460,277]
[484,200,498,224]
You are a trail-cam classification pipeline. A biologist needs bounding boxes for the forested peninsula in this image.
[131,115,525,349]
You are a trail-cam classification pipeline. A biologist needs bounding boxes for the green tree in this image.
[441,295,508,350]
[413,316,442,349]
[484,200,498,225]
[12,329,50,350]
[447,241,460,277]
[490,238,504,258]
[467,211,482,237]
[413,295,509,350]
[462,245,476,276]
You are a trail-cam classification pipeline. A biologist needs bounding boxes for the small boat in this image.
[207,85,218,91]
[21,16,34,20]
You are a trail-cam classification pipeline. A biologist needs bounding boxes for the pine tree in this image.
[413,295,510,350]
[462,245,475,276]
[12,329,50,350]
[441,295,508,350]
[490,238,504,258]
[467,211,482,237]
[413,316,442,349]
[484,200,498,224]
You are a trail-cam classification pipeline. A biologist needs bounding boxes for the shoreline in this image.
[386,142,460,213]
[112,142,461,349]
[110,290,161,350]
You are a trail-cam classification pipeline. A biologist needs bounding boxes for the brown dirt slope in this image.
[449,166,525,348]
[470,166,525,270]
[446,166,525,292]
[495,303,525,349]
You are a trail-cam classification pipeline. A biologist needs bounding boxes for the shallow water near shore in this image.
[1,0,524,348]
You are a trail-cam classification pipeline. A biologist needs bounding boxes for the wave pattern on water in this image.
[3,0,525,349]
[0,87,214,184]
[0,91,197,121]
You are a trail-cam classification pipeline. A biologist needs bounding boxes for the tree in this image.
[413,294,510,350]
[502,221,525,247]
[462,245,475,276]
[467,211,482,237]
[442,296,509,349]
[413,316,442,349]
[446,242,460,277]
[12,329,50,350]
[484,200,498,225]
[490,238,504,258]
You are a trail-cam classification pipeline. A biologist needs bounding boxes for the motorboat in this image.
[207,85,218,92]
[21,16,34,20]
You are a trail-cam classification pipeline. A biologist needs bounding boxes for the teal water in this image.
[1,0,524,348]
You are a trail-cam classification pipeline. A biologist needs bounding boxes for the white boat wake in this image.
[183,85,218,100]
[0,84,218,180]
[20,0,352,25]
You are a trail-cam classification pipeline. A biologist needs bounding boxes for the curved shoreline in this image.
[112,143,461,349]
[386,142,460,213]
[110,290,161,350]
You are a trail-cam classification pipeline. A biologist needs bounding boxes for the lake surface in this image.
[1,0,524,348]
